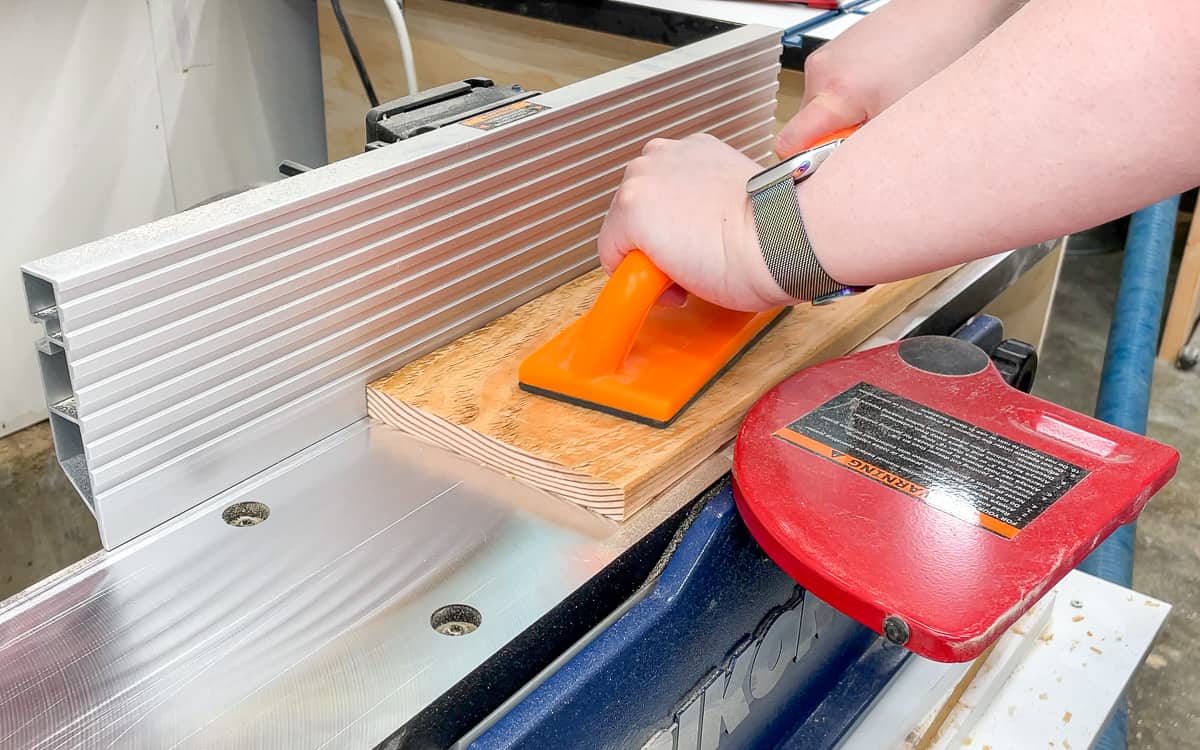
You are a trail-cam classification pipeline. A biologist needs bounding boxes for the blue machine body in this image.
[471,485,909,750]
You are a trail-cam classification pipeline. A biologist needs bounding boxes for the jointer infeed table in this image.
[1,24,1166,750]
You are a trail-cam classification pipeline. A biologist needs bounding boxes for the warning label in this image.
[773,382,1089,539]
[461,101,549,131]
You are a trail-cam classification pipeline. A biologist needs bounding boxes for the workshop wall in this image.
[1,3,172,436]
[0,0,327,437]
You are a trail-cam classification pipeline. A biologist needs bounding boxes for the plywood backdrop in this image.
[368,265,956,521]
[1159,214,1200,364]
[316,0,805,162]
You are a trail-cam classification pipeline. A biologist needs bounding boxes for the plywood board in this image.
[368,263,956,521]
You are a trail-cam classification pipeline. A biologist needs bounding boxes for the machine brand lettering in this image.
[640,593,829,750]
[749,604,801,699]
[699,640,753,749]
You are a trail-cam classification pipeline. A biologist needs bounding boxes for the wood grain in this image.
[1159,214,1200,363]
[367,264,956,521]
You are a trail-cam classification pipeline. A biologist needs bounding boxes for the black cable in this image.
[331,0,380,108]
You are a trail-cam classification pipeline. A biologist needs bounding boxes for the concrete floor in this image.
[0,242,1196,747]
[0,418,99,596]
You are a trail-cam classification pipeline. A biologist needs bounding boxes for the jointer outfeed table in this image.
[2,26,1172,750]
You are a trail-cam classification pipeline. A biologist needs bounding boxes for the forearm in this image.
[777,0,1026,159]
[833,0,1026,99]
[799,0,1200,286]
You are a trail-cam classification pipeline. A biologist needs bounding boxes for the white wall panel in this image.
[0,1,174,435]
[1,0,326,437]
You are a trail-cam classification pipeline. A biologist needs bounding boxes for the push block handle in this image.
[570,124,860,379]
[807,124,860,148]
[572,250,674,376]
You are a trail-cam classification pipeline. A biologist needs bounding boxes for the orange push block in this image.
[518,251,787,427]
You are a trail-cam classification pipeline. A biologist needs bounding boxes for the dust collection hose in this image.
[1077,194,1179,750]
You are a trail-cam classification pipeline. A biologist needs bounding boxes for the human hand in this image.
[776,0,1021,157]
[596,134,792,312]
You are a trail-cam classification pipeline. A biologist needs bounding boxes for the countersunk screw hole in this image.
[222,501,270,527]
[431,604,482,636]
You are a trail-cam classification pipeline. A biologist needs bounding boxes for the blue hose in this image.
[1077,195,1179,750]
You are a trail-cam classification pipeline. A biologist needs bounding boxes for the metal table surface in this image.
[0,241,1055,749]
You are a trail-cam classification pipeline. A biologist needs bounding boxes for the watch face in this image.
[747,140,844,194]
[791,158,814,179]
[746,159,800,194]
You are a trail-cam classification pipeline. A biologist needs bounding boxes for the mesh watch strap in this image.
[750,179,844,301]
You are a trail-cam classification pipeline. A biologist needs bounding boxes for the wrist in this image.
[739,199,800,309]
[794,175,871,292]
[744,126,871,306]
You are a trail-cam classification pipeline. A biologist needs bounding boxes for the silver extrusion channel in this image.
[19,25,785,548]
[0,424,629,749]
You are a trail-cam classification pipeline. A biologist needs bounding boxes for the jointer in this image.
[1,26,1177,750]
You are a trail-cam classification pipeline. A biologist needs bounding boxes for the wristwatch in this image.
[746,126,870,304]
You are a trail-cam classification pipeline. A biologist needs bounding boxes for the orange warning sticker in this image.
[775,429,930,500]
[461,101,549,131]
[773,383,1087,540]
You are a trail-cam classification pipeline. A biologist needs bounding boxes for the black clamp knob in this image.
[991,339,1038,393]
[948,314,1038,393]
